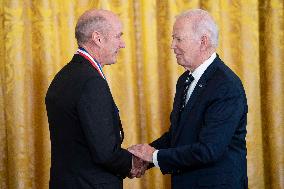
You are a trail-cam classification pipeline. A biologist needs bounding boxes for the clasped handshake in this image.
[127,144,156,179]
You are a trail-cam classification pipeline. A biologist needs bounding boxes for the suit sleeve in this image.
[150,131,171,149]
[157,82,247,174]
[77,77,132,177]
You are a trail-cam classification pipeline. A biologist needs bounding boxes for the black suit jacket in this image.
[151,55,248,189]
[45,54,132,189]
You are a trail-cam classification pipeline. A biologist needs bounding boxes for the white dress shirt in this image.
[152,52,217,168]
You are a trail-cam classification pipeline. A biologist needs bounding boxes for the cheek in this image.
[110,42,117,51]
[183,47,194,60]
[178,43,188,53]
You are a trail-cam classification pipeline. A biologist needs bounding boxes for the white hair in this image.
[75,15,111,46]
[177,9,219,48]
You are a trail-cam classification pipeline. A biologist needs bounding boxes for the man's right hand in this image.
[128,155,148,178]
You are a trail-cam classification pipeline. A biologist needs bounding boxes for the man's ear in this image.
[200,35,209,51]
[91,31,102,47]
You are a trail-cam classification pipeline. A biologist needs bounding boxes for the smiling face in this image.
[99,16,125,66]
[171,17,202,71]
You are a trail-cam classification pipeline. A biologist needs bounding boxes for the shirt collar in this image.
[191,52,216,81]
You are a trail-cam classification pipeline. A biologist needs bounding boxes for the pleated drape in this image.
[0,0,283,189]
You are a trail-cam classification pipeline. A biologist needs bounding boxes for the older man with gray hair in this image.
[129,9,248,189]
[45,9,145,189]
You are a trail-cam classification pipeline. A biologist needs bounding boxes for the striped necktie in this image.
[180,74,194,111]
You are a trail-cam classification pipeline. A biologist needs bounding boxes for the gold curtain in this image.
[0,0,283,188]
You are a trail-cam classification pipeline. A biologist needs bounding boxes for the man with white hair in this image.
[45,9,144,189]
[129,9,248,189]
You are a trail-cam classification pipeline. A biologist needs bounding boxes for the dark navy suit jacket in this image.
[151,55,248,189]
[45,54,132,189]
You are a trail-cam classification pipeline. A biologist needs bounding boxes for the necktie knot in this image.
[185,74,194,85]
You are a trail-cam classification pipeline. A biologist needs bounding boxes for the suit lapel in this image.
[179,75,207,125]
[172,55,222,145]
[72,54,125,143]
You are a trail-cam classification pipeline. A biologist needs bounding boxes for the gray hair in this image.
[177,9,219,48]
[75,15,111,46]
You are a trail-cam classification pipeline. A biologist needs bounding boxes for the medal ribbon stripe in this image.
[76,48,106,80]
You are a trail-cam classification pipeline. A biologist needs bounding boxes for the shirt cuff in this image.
[152,150,160,167]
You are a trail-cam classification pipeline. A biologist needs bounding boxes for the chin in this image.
[177,60,185,66]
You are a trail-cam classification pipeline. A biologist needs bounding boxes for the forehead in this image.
[108,14,122,26]
[108,17,123,33]
[173,17,192,35]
